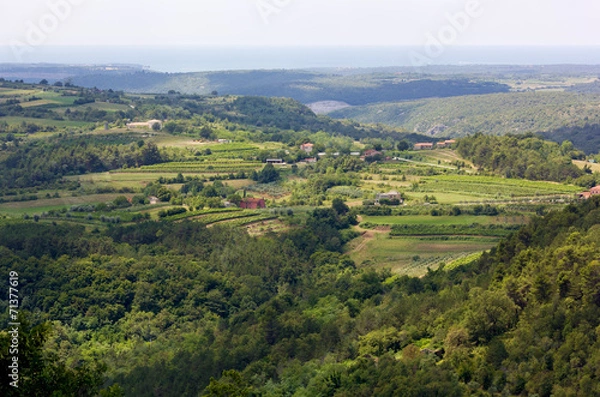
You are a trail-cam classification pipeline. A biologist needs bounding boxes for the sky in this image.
[1,0,599,48]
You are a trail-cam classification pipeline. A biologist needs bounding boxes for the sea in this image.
[1,46,600,73]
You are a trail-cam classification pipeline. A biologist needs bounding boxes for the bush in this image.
[158,207,188,218]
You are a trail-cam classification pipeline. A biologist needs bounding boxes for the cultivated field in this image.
[349,232,497,276]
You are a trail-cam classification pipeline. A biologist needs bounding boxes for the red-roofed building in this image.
[363,149,382,157]
[239,198,266,209]
[300,143,314,153]
[414,143,434,150]
[578,186,600,200]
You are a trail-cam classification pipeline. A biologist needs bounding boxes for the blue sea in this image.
[1,46,600,73]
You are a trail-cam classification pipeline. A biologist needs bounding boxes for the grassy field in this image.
[19,99,57,108]
[405,192,495,204]
[360,215,525,226]
[349,232,497,276]
[0,116,93,128]
[0,88,39,97]
[245,219,289,236]
[67,172,172,190]
[0,193,126,215]
[137,161,262,173]
[349,213,526,276]
[68,172,255,190]
[573,160,600,173]
[415,150,475,167]
[417,175,581,197]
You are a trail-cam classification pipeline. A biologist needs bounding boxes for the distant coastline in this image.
[1,45,600,73]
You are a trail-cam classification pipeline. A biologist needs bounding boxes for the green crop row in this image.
[388,223,521,237]
[164,207,241,221]
[198,211,262,225]
[444,252,483,271]
[141,162,261,170]
[226,215,278,227]
[421,175,581,194]
[203,143,258,152]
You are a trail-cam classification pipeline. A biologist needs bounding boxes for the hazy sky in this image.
[2,0,599,47]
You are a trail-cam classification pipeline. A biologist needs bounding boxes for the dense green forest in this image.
[541,124,600,155]
[455,134,589,183]
[0,136,164,190]
[2,193,600,396]
[330,91,600,153]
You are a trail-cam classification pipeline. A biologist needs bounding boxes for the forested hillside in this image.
[2,194,600,396]
[0,137,164,189]
[330,92,600,153]
[69,71,509,105]
[455,134,588,183]
[0,80,432,146]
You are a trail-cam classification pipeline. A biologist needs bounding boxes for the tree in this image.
[39,79,48,85]
[0,316,107,396]
[397,140,410,151]
[200,126,214,140]
[113,196,132,208]
[141,143,163,165]
[227,194,242,206]
[156,187,172,202]
[332,198,349,215]
[204,370,253,396]
[464,289,519,343]
[257,163,280,184]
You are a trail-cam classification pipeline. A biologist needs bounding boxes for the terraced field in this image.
[418,175,581,198]
[349,233,497,276]
[136,160,262,173]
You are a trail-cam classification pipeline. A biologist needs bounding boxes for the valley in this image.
[0,75,600,396]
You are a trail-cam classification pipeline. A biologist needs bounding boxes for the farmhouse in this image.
[577,186,600,199]
[304,157,317,163]
[364,149,382,157]
[375,190,403,205]
[300,143,314,153]
[436,140,456,148]
[266,159,284,164]
[239,198,266,209]
[127,119,162,129]
[414,143,434,150]
[578,192,592,200]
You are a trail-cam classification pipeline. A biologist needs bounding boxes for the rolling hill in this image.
[330,91,600,153]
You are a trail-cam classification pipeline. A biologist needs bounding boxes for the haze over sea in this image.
[1,46,600,73]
